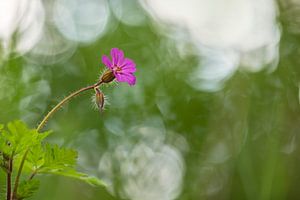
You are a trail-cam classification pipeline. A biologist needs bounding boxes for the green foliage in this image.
[0,120,105,199]
[29,144,104,186]
[17,179,40,200]
[0,121,50,157]
[44,169,104,186]
[41,144,77,171]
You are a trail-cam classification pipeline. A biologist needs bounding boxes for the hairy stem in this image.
[6,157,12,200]
[11,81,103,198]
[37,81,102,132]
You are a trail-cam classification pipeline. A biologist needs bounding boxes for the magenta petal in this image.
[128,75,136,86]
[120,58,136,73]
[115,72,136,86]
[117,49,125,66]
[103,48,137,86]
[102,55,112,69]
[110,48,120,66]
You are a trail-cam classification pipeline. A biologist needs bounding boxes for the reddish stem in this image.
[6,157,13,200]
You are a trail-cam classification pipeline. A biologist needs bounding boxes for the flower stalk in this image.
[11,81,106,200]
[36,80,103,132]
[7,47,136,200]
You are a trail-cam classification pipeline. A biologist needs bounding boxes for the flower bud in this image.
[100,70,115,83]
[94,87,105,112]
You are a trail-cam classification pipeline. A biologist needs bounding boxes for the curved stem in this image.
[37,81,102,132]
[12,80,103,199]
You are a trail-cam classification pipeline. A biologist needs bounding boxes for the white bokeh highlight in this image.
[141,0,280,91]
[0,0,45,55]
[53,0,109,43]
[110,0,146,26]
[0,0,110,64]
[98,126,186,200]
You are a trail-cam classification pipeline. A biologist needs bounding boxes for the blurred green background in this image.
[1,0,300,199]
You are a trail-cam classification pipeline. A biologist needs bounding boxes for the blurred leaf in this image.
[17,179,40,200]
[36,144,105,186]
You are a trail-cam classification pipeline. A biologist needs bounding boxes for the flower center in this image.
[113,66,122,73]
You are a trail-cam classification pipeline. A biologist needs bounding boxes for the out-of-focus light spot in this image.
[0,0,45,57]
[110,84,145,109]
[0,0,109,63]
[73,129,104,174]
[189,47,239,92]
[240,37,280,73]
[19,64,51,123]
[138,126,166,149]
[123,145,183,200]
[0,75,16,101]
[155,89,177,120]
[141,0,280,92]
[19,81,51,123]
[206,142,231,164]
[53,0,109,43]
[197,165,229,196]
[281,134,297,154]
[110,0,146,26]
[98,125,186,200]
[104,117,125,136]
[26,24,77,65]
[142,0,279,50]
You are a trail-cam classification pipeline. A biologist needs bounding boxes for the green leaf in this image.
[17,179,40,200]
[26,144,45,170]
[0,120,50,156]
[0,120,50,174]
[0,120,104,200]
[43,169,105,186]
[40,144,77,171]
[0,130,11,156]
[37,144,105,186]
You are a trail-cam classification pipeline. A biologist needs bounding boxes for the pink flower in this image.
[102,48,136,86]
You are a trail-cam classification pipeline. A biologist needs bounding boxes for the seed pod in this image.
[100,69,115,83]
[94,87,105,112]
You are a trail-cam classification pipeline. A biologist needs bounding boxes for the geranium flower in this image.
[102,48,136,86]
